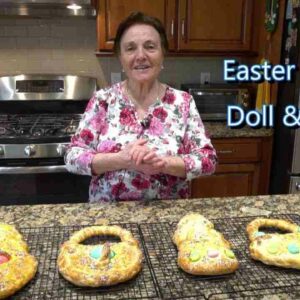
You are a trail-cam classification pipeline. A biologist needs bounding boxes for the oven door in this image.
[0,168,90,205]
[192,90,240,121]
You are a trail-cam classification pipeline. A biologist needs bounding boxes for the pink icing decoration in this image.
[207,249,219,258]
[0,254,10,264]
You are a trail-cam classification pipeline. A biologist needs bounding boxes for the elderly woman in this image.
[65,12,217,202]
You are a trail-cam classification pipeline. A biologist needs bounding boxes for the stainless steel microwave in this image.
[181,84,250,121]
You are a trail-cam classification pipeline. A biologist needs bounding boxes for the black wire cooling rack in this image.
[12,223,159,300]
[7,214,300,299]
[139,214,300,300]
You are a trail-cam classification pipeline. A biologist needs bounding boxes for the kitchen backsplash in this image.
[0,18,225,89]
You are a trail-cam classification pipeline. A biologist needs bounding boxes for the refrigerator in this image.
[270,0,300,194]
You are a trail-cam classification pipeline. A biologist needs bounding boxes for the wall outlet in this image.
[111,72,121,84]
[200,72,211,84]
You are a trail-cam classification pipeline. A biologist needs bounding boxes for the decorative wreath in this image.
[265,0,279,32]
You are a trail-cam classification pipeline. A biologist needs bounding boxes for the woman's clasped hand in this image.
[126,139,166,175]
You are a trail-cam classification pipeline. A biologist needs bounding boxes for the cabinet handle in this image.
[296,182,300,191]
[181,19,185,39]
[170,19,174,37]
[217,150,234,154]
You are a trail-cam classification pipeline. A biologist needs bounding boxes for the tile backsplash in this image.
[0,18,225,90]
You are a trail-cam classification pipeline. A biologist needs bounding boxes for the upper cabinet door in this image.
[178,0,253,52]
[97,0,176,51]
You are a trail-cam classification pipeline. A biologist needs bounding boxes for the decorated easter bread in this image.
[57,225,143,287]
[247,218,300,269]
[173,214,239,275]
[0,223,38,299]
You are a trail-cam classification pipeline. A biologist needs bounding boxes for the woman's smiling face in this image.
[119,24,164,84]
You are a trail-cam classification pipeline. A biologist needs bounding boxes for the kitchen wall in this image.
[0,18,225,89]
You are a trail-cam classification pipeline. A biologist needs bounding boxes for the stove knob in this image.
[57,144,67,156]
[24,145,36,157]
[0,146,4,157]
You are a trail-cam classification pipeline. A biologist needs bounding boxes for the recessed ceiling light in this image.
[67,4,82,10]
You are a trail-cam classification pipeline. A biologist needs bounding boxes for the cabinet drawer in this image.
[191,163,260,198]
[213,138,262,163]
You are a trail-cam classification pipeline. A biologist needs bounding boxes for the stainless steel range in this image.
[0,74,97,205]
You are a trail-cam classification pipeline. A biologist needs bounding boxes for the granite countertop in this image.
[2,194,299,299]
[204,122,273,138]
[1,194,297,227]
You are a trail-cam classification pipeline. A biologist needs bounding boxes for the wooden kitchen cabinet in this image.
[96,0,176,51]
[191,137,272,198]
[178,0,253,52]
[96,0,255,54]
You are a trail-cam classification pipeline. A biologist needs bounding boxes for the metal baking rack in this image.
[8,214,300,299]
[12,223,159,300]
[139,214,300,299]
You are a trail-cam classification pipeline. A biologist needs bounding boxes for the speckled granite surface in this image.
[0,194,297,227]
[204,122,273,138]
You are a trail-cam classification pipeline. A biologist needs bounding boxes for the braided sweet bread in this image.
[0,223,38,299]
[173,214,239,275]
[247,218,300,269]
[57,225,143,287]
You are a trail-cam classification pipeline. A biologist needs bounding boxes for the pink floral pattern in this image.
[162,91,176,104]
[119,107,135,126]
[79,129,94,144]
[90,110,108,135]
[148,117,164,136]
[97,140,121,153]
[65,82,217,203]
[153,107,168,122]
[132,174,151,190]
[111,181,128,197]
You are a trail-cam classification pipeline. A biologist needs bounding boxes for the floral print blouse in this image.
[65,82,217,203]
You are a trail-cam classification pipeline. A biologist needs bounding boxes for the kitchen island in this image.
[2,194,293,226]
[2,194,300,299]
